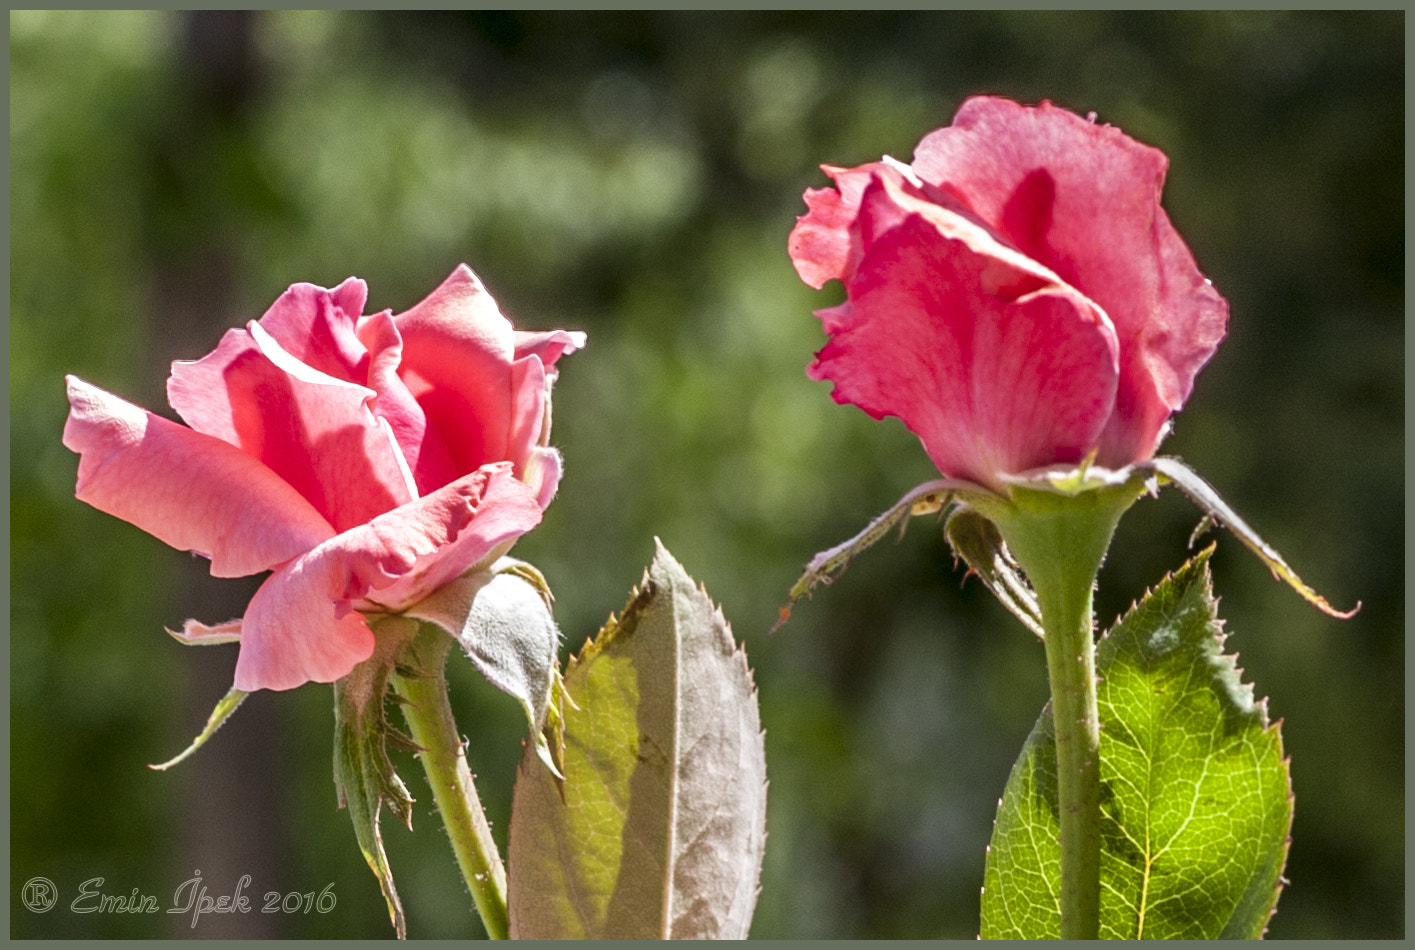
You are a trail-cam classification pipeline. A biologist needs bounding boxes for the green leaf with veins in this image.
[981,547,1292,940]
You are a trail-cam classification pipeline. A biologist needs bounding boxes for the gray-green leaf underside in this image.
[507,540,768,939]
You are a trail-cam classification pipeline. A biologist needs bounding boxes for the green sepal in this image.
[382,726,426,756]
[404,557,565,780]
[333,615,421,940]
[1145,456,1358,618]
[393,662,435,681]
[944,506,1042,638]
[774,478,967,631]
[149,686,249,771]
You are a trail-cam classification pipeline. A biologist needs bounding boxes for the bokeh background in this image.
[11,10,1402,939]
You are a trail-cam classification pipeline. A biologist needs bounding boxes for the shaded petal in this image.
[811,187,1119,490]
[507,355,548,480]
[248,277,372,384]
[912,96,1227,464]
[231,462,544,691]
[1095,210,1228,464]
[63,376,335,577]
[234,566,376,691]
[167,319,414,532]
[233,480,488,691]
[362,462,546,610]
[357,309,458,495]
[865,165,1059,300]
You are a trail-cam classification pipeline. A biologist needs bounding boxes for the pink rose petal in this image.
[168,319,415,532]
[235,568,376,691]
[911,96,1228,466]
[521,446,564,511]
[248,277,372,383]
[360,462,545,611]
[64,376,335,577]
[394,265,520,478]
[809,183,1119,491]
[357,309,459,495]
[788,162,887,289]
[232,461,543,690]
[506,356,548,481]
[514,328,587,365]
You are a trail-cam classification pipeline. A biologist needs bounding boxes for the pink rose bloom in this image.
[789,96,1228,492]
[64,265,583,691]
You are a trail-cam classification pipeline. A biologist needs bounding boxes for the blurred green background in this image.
[11,10,1402,939]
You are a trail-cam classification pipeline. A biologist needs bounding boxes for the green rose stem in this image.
[392,624,511,940]
[976,477,1146,940]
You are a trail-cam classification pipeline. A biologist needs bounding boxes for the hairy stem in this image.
[392,625,510,940]
[1036,566,1103,938]
[978,478,1145,939]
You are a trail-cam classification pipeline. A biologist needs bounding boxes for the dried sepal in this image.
[774,477,974,631]
[1146,457,1359,618]
[944,506,1044,638]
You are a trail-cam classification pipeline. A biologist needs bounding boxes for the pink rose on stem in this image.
[64,265,584,692]
[789,95,1228,493]
[784,97,1353,942]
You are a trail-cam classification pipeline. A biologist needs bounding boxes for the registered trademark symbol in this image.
[22,877,58,913]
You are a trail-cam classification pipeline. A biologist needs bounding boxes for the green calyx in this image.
[333,615,423,940]
[968,470,1150,622]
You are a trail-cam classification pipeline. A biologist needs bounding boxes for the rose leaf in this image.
[506,540,768,939]
[980,547,1292,939]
